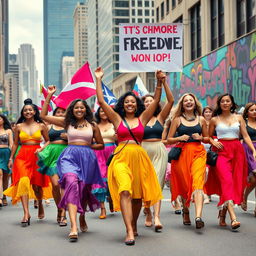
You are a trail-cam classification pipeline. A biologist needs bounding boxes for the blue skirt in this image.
[0,148,11,174]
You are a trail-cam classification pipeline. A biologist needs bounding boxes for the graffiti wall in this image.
[169,31,256,107]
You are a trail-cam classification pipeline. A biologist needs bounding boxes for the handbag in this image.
[206,147,218,166]
[106,140,128,166]
[168,146,182,163]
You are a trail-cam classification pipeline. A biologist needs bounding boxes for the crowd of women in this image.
[0,68,256,245]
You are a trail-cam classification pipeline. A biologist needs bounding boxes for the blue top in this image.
[48,126,67,142]
[246,122,256,141]
[143,120,163,140]
[176,121,202,142]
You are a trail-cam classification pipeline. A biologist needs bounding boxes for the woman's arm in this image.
[8,125,20,169]
[140,71,164,126]
[157,76,174,125]
[167,117,189,144]
[40,85,65,127]
[239,116,256,159]
[7,129,13,149]
[95,67,121,128]
[35,123,50,154]
[91,123,104,150]
[208,118,223,149]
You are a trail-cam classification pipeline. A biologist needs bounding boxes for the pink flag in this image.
[38,84,56,112]
[54,62,96,109]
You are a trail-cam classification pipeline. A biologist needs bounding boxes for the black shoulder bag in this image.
[206,146,218,166]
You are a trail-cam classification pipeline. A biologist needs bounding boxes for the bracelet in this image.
[9,159,13,161]
[156,86,162,89]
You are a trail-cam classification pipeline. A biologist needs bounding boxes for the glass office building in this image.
[43,0,78,91]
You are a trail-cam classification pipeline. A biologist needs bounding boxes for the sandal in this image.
[182,209,191,225]
[231,219,240,230]
[240,200,247,211]
[218,209,227,227]
[195,217,205,229]
[99,208,106,219]
[69,231,78,242]
[59,216,68,227]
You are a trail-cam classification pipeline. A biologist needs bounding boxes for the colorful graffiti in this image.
[169,31,256,107]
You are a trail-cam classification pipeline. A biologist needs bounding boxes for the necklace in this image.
[182,113,196,121]
[77,122,87,128]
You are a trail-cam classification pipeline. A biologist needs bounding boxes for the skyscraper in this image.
[43,0,78,91]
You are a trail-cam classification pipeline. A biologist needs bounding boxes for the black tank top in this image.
[246,122,256,141]
[176,120,202,143]
[48,126,67,142]
[143,120,163,140]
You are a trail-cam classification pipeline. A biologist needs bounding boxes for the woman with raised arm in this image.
[37,107,68,226]
[167,93,208,229]
[95,67,163,246]
[4,99,51,225]
[0,114,13,207]
[241,103,256,216]
[141,75,174,231]
[40,87,104,242]
[209,94,256,229]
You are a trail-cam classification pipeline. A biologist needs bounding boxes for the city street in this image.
[1,188,255,256]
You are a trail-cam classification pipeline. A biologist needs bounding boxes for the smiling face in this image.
[182,95,195,112]
[220,95,232,112]
[54,108,65,117]
[203,108,213,121]
[124,95,137,114]
[0,116,4,126]
[23,105,36,120]
[73,101,86,120]
[99,108,108,120]
[144,96,154,109]
[247,104,256,119]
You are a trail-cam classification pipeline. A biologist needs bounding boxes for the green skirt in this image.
[37,144,67,176]
[0,148,11,174]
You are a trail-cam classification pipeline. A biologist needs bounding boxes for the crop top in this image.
[143,120,163,140]
[215,122,240,139]
[116,119,144,143]
[19,130,41,143]
[176,122,202,143]
[48,126,67,142]
[67,124,93,144]
[0,133,9,145]
[100,125,116,143]
[246,122,256,141]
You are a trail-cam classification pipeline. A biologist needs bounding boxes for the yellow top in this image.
[19,130,41,143]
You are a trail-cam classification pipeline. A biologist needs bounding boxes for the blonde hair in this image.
[172,93,202,119]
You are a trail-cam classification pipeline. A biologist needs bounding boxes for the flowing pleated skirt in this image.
[4,145,52,204]
[108,144,163,212]
[243,141,256,176]
[0,147,11,174]
[170,142,206,207]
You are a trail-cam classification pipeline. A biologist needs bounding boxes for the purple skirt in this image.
[243,142,256,176]
[57,145,104,213]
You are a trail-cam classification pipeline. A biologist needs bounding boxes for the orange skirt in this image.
[4,145,52,204]
[170,142,206,207]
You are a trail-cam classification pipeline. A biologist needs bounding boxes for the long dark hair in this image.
[114,91,145,118]
[17,99,44,124]
[141,94,161,117]
[213,93,238,116]
[64,99,94,129]
[94,107,102,124]
[0,114,12,130]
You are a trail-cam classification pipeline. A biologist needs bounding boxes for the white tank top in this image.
[215,116,240,139]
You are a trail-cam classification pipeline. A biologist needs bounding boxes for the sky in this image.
[9,0,43,83]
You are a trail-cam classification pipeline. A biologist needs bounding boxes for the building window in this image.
[211,0,225,50]
[152,1,154,7]
[132,18,136,23]
[172,0,176,9]
[237,0,256,37]
[138,0,142,7]
[190,3,201,60]
[132,9,136,16]
[138,18,143,23]
[161,2,165,19]
[145,1,150,7]
[145,9,150,16]
[145,18,150,23]
[132,0,135,7]
[114,1,129,7]
[174,15,183,23]
[156,7,159,22]
[138,9,143,16]
[166,0,170,14]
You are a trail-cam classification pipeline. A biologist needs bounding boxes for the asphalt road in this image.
[0,188,255,256]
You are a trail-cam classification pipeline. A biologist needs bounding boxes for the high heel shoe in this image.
[182,209,191,225]
[99,207,106,219]
[21,217,31,227]
[195,217,204,229]
[69,231,78,242]
[231,219,240,230]
[125,239,135,246]
[218,209,227,227]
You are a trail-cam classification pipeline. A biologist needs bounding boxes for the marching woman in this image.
[0,114,13,207]
[141,75,174,231]
[167,93,208,229]
[241,103,256,216]
[37,107,68,225]
[92,107,116,219]
[41,86,104,242]
[95,67,163,246]
[209,94,256,229]
[4,99,52,225]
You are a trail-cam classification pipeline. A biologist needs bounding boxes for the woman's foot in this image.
[21,215,31,227]
[38,201,45,219]
[2,197,7,206]
[79,214,88,232]
[231,219,240,230]
[144,208,153,227]
[195,217,205,229]
[108,197,114,213]
[182,209,191,225]
[240,200,247,211]
[125,230,135,246]
[34,200,38,209]
[99,207,107,219]
[69,231,78,242]
[154,216,163,232]
[218,209,227,227]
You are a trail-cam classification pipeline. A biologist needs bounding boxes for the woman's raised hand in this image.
[95,67,104,79]
[47,85,56,95]
[156,70,166,81]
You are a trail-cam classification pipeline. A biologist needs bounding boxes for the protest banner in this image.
[119,23,183,72]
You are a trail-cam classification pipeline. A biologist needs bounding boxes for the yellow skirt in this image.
[108,144,163,211]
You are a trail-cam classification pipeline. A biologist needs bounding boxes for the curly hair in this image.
[0,114,12,130]
[172,93,202,119]
[213,93,238,116]
[141,94,162,117]
[17,98,44,124]
[114,91,145,118]
[64,99,94,129]
[243,102,256,120]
